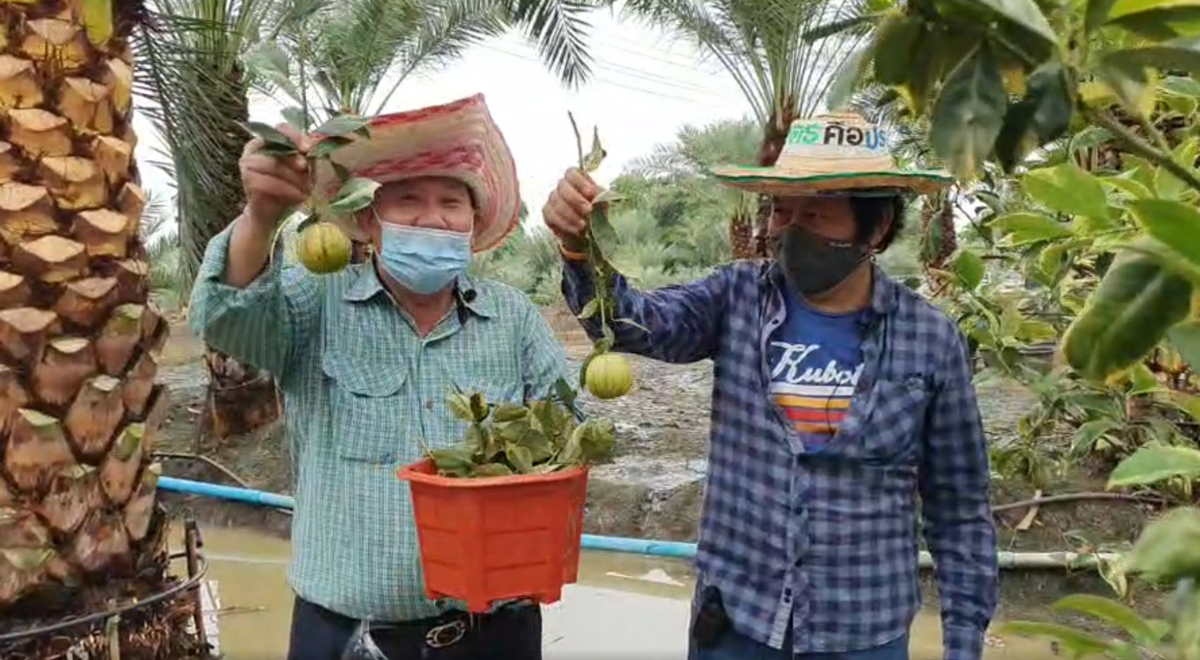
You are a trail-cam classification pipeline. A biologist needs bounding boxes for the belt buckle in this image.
[425,619,467,649]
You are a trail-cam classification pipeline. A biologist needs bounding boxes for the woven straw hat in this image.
[709,111,952,195]
[311,94,519,253]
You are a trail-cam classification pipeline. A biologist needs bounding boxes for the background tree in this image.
[619,0,886,259]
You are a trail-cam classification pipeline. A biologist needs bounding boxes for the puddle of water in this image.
[173,526,1065,660]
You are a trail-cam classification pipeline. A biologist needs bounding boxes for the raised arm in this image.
[543,167,728,364]
[187,125,319,382]
[559,255,728,363]
[918,331,999,660]
[188,218,319,381]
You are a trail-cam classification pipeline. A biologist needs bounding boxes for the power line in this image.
[478,43,734,109]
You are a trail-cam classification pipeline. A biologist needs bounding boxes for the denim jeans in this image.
[687,628,909,660]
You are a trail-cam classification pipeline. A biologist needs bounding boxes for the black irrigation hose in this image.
[0,551,209,643]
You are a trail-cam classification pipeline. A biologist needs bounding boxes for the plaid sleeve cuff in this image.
[942,624,985,660]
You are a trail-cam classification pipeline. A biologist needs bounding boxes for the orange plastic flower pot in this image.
[397,459,588,613]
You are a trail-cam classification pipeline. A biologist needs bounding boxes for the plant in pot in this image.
[397,380,616,612]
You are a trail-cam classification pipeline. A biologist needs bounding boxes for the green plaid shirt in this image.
[188,220,568,622]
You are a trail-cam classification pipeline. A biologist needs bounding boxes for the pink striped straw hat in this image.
[312,93,520,253]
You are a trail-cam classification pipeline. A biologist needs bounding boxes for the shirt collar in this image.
[762,259,898,316]
[342,262,497,318]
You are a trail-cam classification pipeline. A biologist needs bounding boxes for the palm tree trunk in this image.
[205,351,282,439]
[0,1,204,656]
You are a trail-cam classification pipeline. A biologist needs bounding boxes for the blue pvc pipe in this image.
[157,476,699,559]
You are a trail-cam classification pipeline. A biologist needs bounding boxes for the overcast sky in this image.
[131,9,758,230]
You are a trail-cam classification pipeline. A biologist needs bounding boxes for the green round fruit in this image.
[297,221,351,274]
[585,353,633,400]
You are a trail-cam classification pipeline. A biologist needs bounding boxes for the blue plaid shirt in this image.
[562,258,998,660]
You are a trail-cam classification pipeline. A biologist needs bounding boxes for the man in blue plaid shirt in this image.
[542,112,998,660]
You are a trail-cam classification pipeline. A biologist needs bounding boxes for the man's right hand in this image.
[543,167,601,249]
[239,123,312,228]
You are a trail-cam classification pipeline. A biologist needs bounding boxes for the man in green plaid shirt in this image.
[188,95,566,660]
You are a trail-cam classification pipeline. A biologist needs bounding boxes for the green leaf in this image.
[571,418,617,462]
[956,0,1058,45]
[552,378,578,407]
[1049,594,1159,645]
[473,463,514,477]
[1168,321,1200,370]
[1107,5,1200,39]
[1162,74,1200,97]
[314,114,371,138]
[520,431,556,462]
[1130,199,1200,268]
[1017,320,1057,342]
[1103,174,1154,200]
[447,393,474,422]
[577,297,600,320]
[282,107,307,131]
[506,445,535,474]
[1107,36,1200,79]
[469,392,489,423]
[1109,445,1200,487]
[994,62,1073,170]
[1124,507,1200,584]
[1087,0,1121,33]
[561,425,583,464]
[309,136,353,161]
[1099,54,1155,118]
[952,250,985,290]
[239,121,298,153]
[990,212,1072,245]
[996,621,1115,657]
[1129,362,1164,395]
[429,446,476,473]
[1062,250,1194,381]
[245,42,300,103]
[493,417,532,444]
[1070,419,1119,455]
[328,178,381,216]
[492,403,528,424]
[872,14,924,85]
[1022,164,1111,221]
[617,317,649,333]
[1170,391,1200,423]
[930,45,1007,179]
[589,207,619,252]
[1108,0,1200,26]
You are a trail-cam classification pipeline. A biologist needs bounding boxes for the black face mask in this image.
[773,225,870,297]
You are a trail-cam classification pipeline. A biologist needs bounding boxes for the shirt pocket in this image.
[321,351,409,464]
[857,375,931,464]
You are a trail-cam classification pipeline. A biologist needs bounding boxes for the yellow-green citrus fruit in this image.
[297,221,351,274]
[585,353,633,400]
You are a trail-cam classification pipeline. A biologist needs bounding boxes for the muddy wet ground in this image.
[178,526,1070,659]
[154,319,1167,639]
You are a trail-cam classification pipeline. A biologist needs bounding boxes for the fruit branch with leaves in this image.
[566,112,646,402]
[239,113,381,276]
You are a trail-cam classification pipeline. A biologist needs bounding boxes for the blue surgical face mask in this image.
[376,223,472,295]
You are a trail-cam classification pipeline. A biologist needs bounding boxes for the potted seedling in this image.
[397,379,616,612]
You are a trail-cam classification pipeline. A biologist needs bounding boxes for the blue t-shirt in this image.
[767,290,866,450]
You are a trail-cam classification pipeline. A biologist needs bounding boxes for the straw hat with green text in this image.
[311,93,520,253]
[709,111,952,196]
